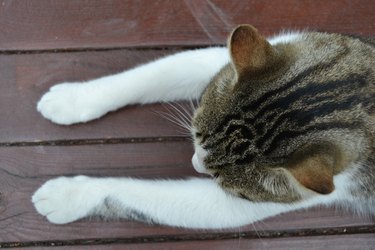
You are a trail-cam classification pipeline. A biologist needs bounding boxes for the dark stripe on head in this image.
[213,114,242,134]
[212,46,350,136]
[235,153,256,165]
[241,48,349,114]
[224,124,254,139]
[257,94,360,149]
[264,121,361,155]
[231,141,252,155]
[250,74,367,123]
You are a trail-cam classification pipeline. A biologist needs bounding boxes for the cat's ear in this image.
[228,25,279,79]
[286,143,345,194]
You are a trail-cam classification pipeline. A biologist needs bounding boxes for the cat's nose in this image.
[192,153,208,174]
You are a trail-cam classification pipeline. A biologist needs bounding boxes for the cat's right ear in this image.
[228,25,279,80]
[285,143,347,195]
[287,153,335,194]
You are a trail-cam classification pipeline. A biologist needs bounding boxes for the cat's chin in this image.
[192,153,210,175]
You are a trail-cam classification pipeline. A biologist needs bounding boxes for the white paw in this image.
[37,83,109,125]
[32,176,102,224]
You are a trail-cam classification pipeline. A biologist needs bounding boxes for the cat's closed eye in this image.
[32,23,374,230]
[195,132,202,137]
[191,25,375,204]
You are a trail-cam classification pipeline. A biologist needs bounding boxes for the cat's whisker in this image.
[163,104,190,128]
[177,104,193,122]
[252,220,267,239]
[158,112,190,134]
[188,98,198,114]
[164,103,193,132]
[236,226,241,249]
[257,220,271,234]
[154,105,194,138]
[32,24,375,232]
[171,112,192,133]
[173,102,194,124]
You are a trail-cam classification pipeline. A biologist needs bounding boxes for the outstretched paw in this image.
[32,176,102,224]
[37,83,109,125]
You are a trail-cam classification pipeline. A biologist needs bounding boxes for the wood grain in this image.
[0,144,373,242]
[4,234,375,249]
[0,49,195,143]
[0,0,374,248]
[0,0,374,51]
[70,234,375,250]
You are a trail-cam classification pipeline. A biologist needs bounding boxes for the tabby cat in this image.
[32,25,375,229]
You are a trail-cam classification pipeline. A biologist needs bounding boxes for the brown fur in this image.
[229,25,282,79]
[192,25,375,204]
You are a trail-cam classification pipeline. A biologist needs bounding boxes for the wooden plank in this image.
[0,142,195,177]
[0,143,195,242]
[57,234,375,250]
[0,0,374,51]
[0,49,195,143]
[4,234,375,249]
[0,144,373,242]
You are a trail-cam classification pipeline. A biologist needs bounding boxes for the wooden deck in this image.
[0,0,374,249]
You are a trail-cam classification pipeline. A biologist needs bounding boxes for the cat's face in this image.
[191,25,374,202]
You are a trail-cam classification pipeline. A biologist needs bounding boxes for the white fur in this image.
[37,32,302,125]
[32,167,357,228]
[32,32,348,229]
[37,47,229,125]
[268,32,303,45]
[192,143,209,174]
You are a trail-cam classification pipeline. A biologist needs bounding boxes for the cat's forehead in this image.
[193,31,367,139]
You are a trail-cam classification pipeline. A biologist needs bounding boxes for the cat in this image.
[32,25,375,229]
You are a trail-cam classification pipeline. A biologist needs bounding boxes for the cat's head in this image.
[191,25,373,202]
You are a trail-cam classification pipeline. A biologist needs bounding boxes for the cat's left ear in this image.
[229,25,280,79]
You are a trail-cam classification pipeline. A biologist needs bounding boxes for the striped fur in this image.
[192,26,375,204]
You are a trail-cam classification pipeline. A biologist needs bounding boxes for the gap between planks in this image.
[0,136,190,147]
[0,34,372,55]
[0,45,215,55]
[1,225,374,248]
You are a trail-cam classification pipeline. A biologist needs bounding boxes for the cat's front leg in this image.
[33,176,259,227]
[32,176,334,229]
[37,47,229,125]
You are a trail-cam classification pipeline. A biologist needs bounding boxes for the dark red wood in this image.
[0,144,373,242]
[82,234,375,250]
[0,49,195,143]
[0,0,373,51]
[0,0,374,248]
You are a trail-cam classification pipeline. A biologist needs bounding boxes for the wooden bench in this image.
[0,1,374,249]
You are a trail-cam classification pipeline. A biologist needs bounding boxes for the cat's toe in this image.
[32,176,97,224]
[37,83,103,125]
[37,83,81,125]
